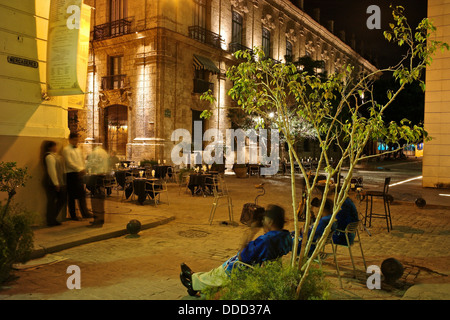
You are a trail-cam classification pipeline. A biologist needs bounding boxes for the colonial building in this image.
[423,0,450,188]
[77,0,377,163]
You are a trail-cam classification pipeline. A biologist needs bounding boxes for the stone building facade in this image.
[78,0,377,163]
[423,0,450,188]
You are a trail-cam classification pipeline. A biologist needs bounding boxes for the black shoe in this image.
[180,273,198,297]
[82,214,94,219]
[69,217,81,221]
[47,221,62,227]
[181,263,193,278]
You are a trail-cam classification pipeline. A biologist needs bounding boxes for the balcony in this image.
[228,42,254,56]
[188,26,223,49]
[93,19,132,41]
[193,78,214,94]
[101,74,127,91]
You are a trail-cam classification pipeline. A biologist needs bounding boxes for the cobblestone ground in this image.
[0,175,449,300]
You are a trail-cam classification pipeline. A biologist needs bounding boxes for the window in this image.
[110,0,127,21]
[193,0,207,29]
[232,11,243,45]
[102,55,125,90]
[109,0,128,36]
[262,28,271,58]
[286,40,293,61]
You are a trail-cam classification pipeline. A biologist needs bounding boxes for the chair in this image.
[248,164,260,177]
[121,175,135,201]
[312,230,342,288]
[208,176,234,225]
[166,166,177,183]
[145,179,169,207]
[178,171,192,195]
[364,177,393,232]
[333,221,367,279]
[145,168,153,179]
[102,174,118,196]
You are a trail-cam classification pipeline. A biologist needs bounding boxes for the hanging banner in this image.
[47,0,91,96]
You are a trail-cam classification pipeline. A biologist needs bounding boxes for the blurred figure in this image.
[86,146,110,227]
[333,197,359,245]
[62,133,91,221]
[42,141,66,226]
[109,150,120,171]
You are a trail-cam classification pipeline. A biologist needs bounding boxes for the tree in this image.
[202,6,449,298]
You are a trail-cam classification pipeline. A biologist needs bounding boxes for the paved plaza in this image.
[0,161,449,300]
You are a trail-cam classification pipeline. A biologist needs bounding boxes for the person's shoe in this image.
[180,273,198,297]
[69,217,81,221]
[181,263,193,278]
[47,221,62,227]
[82,214,94,219]
[86,223,103,228]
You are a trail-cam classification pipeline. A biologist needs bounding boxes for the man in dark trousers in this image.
[62,133,91,221]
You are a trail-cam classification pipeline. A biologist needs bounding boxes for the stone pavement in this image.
[30,197,175,259]
[0,171,449,300]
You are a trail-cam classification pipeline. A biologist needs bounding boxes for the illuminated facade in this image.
[0,0,72,225]
[78,0,377,162]
[423,0,450,188]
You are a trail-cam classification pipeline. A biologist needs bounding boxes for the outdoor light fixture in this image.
[269,112,275,118]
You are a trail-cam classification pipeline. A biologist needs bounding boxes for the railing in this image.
[193,78,214,94]
[101,74,127,90]
[188,26,223,49]
[228,42,253,56]
[93,19,132,41]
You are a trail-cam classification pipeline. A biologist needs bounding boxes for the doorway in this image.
[105,105,128,157]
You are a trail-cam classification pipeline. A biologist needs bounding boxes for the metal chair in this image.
[334,221,367,279]
[121,175,135,201]
[208,176,234,225]
[364,177,393,231]
[102,173,118,196]
[145,179,169,207]
[312,230,342,288]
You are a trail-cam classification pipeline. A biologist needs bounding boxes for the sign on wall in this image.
[47,0,91,96]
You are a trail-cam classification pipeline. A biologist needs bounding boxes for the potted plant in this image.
[232,164,248,178]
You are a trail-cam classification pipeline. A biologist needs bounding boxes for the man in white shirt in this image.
[62,133,91,220]
[43,141,66,226]
[85,146,110,227]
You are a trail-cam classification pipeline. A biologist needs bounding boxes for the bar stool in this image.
[364,177,393,232]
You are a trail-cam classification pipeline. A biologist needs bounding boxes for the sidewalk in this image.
[30,198,175,260]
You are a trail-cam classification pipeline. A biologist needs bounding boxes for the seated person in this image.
[332,197,359,246]
[180,205,292,296]
[293,198,337,256]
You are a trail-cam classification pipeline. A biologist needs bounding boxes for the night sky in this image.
[300,0,428,68]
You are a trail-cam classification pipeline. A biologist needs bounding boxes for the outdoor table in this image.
[153,165,170,179]
[188,173,215,196]
[133,178,162,205]
[114,169,131,188]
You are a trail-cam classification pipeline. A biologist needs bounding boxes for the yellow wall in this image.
[0,0,70,225]
[423,0,450,188]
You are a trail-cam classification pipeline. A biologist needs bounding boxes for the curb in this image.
[29,216,175,260]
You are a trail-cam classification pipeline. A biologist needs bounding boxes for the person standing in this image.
[42,141,66,226]
[86,146,110,227]
[62,133,91,221]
